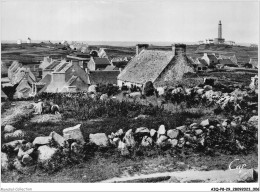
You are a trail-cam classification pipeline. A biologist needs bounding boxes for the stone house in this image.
[117,44,195,88]
[87,57,112,71]
[201,53,219,66]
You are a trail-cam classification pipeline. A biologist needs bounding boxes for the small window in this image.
[198,67,201,71]
[202,67,207,70]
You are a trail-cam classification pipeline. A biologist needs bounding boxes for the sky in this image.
[1,0,259,44]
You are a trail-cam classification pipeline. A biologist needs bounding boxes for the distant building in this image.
[87,57,112,71]
[117,44,195,88]
[194,58,208,71]
[218,55,238,65]
[17,39,22,45]
[218,59,238,68]
[250,44,258,48]
[201,53,218,66]
[27,37,31,44]
[214,21,225,44]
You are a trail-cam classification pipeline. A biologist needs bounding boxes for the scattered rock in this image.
[22,154,33,165]
[4,125,16,133]
[1,152,8,171]
[168,139,178,147]
[222,120,228,127]
[112,137,120,146]
[63,124,85,144]
[141,136,153,147]
[195,129,203,136]
[118,141,129,156]
[115,129,124,137]
[150,129,157,137]
[209,125,215,129]
[248,116,258,129]
[17,148,26,160]
[176,125,187,133]
[156,135,168,146]
[204,85,212,91]
[190,123,198,129]
[167,129,179,139]
[33,136,51,146]
[71,142,81,154]
[135,127,150,134]
[2,140,25,150]
[230,121,237,128]
[25,142,33,150]
[89,133,109,147]
[158,125,166,136]
[178,138,185,148]
[123,129,136,148]
[200,119,210,127]
[37,145,57,163]
[50,131,66,147]
[4,130,25,141]
[134,114,150,120]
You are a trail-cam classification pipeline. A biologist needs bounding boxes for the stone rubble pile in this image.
[1,114,258,172]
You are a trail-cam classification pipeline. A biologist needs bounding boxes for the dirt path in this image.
[102,168,258,183]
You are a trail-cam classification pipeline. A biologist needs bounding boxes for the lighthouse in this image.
[218,20,222,39]
[214,20,225,44]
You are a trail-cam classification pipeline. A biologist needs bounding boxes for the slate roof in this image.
[93,58,111,65]
[219,55,237,64]
[118,50,175,84]
[45,61,61,70]
[38,74,52,94]
[66,75,78,86]
[112,61,128,68]
[89,71,120,85]
[219,59,234,65]
[207,54,218,63]
[197,59,208,66]
[1,89,8,98]
[1,61,8,76]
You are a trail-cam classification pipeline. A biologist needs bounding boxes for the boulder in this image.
[168,139,178,148]
[134,114,150,120]
[33,136,51,146]
[156,135,168,146]
[63,124,85,144]
[22,154,33,165]
[156,87,165,96]
[178,138,185,148]
[115,129,124,137]
[176,125,187,133]
[123,129,136,148]
[118,141,129,156]
[230,121,237,128]
[1,152,8,171]
[71,142,81,154]
[190,123,198,129]
[135,127,150,134]
[167,129,179,139]
[195,129,203,136]
[4,125,16,133]
[37,145,57,163]
[141,136,153,147]
[248,116,258,129]
[100,94,108,101]
[199,137,205,146]
[89,133,109,147]
[200,119,210,127]
[25,142,33,150]
[204,85,212,91]
[112,137,120,146]
[158,125,166,136]
[222,120,228,127]
[197,88,204,95]
[2,140,25,150]
[4,130,25,141]
[17,148,26,160]
[150,129,157,137]
[129,92,141,98]
[209,125,215,129]
[50,131,65,147]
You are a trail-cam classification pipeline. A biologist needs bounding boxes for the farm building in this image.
[201,53,218,66]
[218,54,238,65]
[218,58,238,68]
[87,70,120,85]
[117,44,195,88]
[194,58,208,71]
[87,57,112,71]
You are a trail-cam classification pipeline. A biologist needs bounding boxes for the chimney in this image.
[136,44,149,55]
[204,53,207,57]
[172,44,186,56]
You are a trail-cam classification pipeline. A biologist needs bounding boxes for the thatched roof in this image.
[118,50,175,84]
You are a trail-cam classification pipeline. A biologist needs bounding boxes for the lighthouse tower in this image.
[214,20,225,44]
[218,20,222,39]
